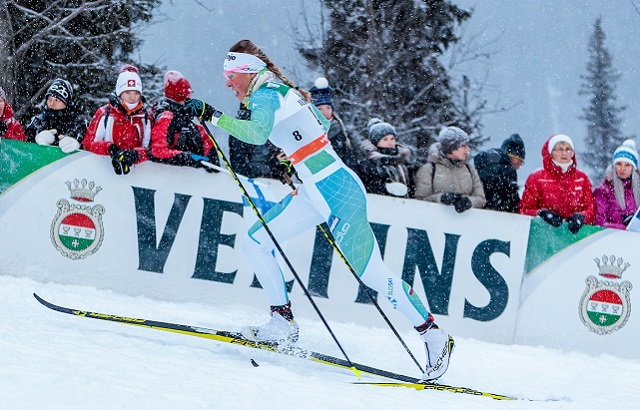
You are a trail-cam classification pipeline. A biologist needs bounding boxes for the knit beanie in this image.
[547,134,574,155]
[368,119,396,146]
[45,78,74,107]
[501,133,525,161]
[438,126,469,154]
[115,64,143,96]
[613,139,639,170]
[309,77,334,108]
[163,70,193,103]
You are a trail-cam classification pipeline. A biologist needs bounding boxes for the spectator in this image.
[0,86,26,141]
[519,134,595,234]
[415,126,486,212]
[308,77,358,170]
[25,78,87,153]
[83,65,151,175]
[149,70,214,171]
[357,118,414,197]
[474,133,525,213]
[228,104,286,180]
[593,140,640,230]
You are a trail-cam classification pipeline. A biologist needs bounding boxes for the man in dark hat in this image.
[474,133,526,213]
[25,78,87,153]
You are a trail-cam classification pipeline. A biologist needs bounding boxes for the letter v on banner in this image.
[240,175,278,217]
[626,207,640,233]
[201,161,280,219]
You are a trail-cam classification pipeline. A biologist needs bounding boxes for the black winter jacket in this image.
[474,148,520,212]
[25,107,87,145]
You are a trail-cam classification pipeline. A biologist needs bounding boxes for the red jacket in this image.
[519,136,596,223]
[1,102,26,141]
[150,99,212,166]
[83,99,151,163]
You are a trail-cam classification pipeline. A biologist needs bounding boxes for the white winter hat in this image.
[613,139,639,169]
[547,134,574,155]
[115,64,142,96]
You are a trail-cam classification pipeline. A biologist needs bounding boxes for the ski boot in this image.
[241,302,299,344]
[416,321,454,381]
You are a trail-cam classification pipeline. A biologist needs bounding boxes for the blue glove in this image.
[190,154,209,163]
[189,154,217,173]
[184,98,218,122]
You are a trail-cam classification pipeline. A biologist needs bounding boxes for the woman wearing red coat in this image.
[519,134,595,234]
[83,65,151,175]
[0,87,26,142]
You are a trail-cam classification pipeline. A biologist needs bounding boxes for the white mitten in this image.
[385,182,408,197]
[58,136,80,153]
[35,130,56,145]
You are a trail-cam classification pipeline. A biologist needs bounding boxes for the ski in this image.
[34,293,523,400]
[351,382,515,399]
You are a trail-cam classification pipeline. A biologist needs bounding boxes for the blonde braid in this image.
[229,40,311,101]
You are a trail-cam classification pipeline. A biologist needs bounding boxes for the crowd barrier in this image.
[1,140,636,359]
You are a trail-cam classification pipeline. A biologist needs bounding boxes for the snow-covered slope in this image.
[2,274,637,409]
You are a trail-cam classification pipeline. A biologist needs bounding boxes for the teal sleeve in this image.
[215,89,278,145]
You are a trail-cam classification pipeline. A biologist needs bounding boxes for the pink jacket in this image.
[593,167,640,230]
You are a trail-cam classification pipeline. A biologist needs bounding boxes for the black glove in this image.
[622,214,634,226]
[441,192,461,206]
[454,196,473,213]
[0,121,7,137]
[109,145,139,175]
[566,213,586,234]
[537,209,563,227]
[277,159,299,185]
[184,98,217,122]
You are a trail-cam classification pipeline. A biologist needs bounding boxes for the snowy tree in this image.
[0,0,163,122]
[297,0,481,160]
[579,17,628,181]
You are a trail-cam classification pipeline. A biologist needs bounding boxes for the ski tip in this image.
[250,359,259,367]
[33,293,58,311]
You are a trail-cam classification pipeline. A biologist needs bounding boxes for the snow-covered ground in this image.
[2,274,638,409]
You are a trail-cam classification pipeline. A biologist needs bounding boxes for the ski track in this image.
[1,275,637,409]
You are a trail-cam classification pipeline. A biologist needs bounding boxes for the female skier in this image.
[186,39,453,380]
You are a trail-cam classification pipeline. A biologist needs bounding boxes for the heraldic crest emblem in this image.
[579,255,633,335]
[50,178,105,259]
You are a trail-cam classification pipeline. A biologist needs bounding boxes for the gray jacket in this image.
[414,143,486,208]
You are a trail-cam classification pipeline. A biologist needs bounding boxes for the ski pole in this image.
[271,165,424,373]
[198,121,360,377]
[315,223,424,373]
[202,137,424,373]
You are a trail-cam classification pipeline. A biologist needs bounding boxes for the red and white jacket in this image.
[150,99,212,166]
[1,101,26,142]
[83,96,151,163]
